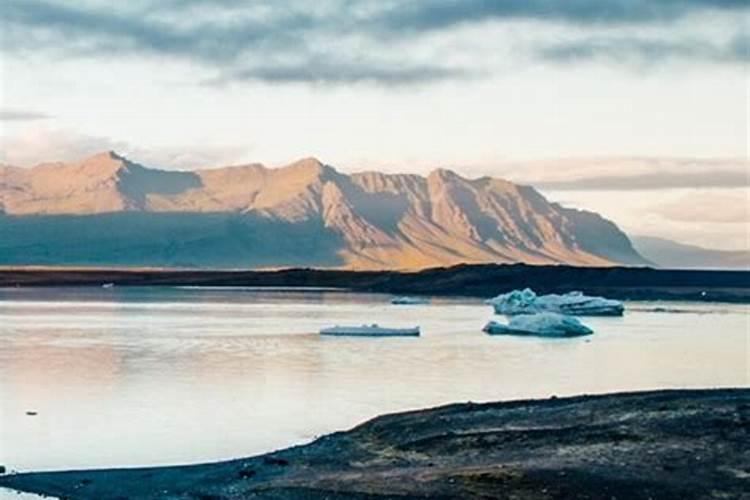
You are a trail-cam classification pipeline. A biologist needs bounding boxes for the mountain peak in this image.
[86,150,126,162]
[284,157,337,180]
[106,150,124,160]
[428,167,461,181]
[72,151,138,178]
[287,156,325,169]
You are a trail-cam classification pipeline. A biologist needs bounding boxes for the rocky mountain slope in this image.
[0,152,646,269]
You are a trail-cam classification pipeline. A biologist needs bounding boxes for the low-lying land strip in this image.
[1,263,749,302]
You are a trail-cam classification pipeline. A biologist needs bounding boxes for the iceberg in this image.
[486,288,624,316]
[483,313,593,337]
[320,324,420,337]
[391,296,430,305]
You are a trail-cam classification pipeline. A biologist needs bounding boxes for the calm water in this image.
[0,287,747,476]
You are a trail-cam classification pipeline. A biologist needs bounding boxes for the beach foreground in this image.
[2,389,748,499]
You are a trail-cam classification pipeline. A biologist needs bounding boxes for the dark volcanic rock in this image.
[1,263,749,303]
[1,389,748,499]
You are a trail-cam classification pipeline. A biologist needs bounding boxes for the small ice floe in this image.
[638,306,690,314]
[486,288,624,316]
[391,296,430,305]
[483,313,593,337]
[320,324,420,337]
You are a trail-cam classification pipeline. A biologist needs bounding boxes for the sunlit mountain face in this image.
[0,152,646,269]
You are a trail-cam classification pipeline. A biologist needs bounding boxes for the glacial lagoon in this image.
[1,287,747,477]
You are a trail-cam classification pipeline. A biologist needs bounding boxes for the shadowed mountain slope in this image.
[0,152,647,269]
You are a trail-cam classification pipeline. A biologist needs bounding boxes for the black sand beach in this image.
[2,389,748,499]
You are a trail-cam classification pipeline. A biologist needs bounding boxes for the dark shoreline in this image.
[1,263,749,302]
[2,388,748,499]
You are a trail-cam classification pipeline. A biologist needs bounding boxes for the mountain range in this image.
[0,151,648,269]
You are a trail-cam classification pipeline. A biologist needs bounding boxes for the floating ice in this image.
[391,296,430,305]
[483,313,593,337]
[487,288,624,316]
[320,324,420,337]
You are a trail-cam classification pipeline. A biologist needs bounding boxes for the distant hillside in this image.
[633,236,749,270]
[0,151,647,269]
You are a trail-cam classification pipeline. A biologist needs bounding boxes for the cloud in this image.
[209,58,474,86]
[4,0,463,85]
[536,32,749,66]
[371,0,748,32]
[2,0,747,86]
[0,127,123,166]
[0,126,250,168]
[493,158,749,191]
[535,170,749,191]
[652,191,750,223]
[3,0,307,63]
[0,109,51,121]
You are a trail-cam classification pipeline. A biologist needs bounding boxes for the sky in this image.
[0,0,748,250]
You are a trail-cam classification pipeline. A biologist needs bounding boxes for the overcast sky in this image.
[1,0,748,250]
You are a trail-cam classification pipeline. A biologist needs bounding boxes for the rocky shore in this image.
[2,389,748,499]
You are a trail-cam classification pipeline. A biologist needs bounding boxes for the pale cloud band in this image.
[533,170,749,191]
[0,109,51,121]
[490,158,749,191]
[0,127,251,169]
[653,192,750,223]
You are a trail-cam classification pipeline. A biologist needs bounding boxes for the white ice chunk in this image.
[486,288,624,316]
[320,324,420,337]
[483,313,593,337]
